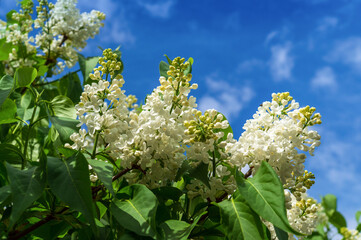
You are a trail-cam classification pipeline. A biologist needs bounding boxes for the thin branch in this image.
[244,166,254,179]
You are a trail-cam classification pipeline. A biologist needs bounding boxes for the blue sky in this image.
[2,0,361,229]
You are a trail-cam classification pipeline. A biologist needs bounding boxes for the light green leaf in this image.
[322,194,337,218]
[356,211,361,224]
[110,184,158,238]
[78,53,99,85]
[50,95,76,119]
[87,159,114,195]
[160,214,204,240]
[47,153,96,230]
[14,67,37,88]
[0,98,17,124]
[0,75,14,106]
[218,198,264,240]
[49,116,79,144]
[236,161,301,235]
[159,61,170,78]
[0,38,12,61]
[6,164,45,227]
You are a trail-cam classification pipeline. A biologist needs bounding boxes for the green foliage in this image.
[218,197,264,240]
[236,161,301,236]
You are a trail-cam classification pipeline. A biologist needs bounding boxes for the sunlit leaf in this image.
[14,67,37,88]
[218,198,264,240]
[236,161,301,235]
[0,75,14,106]
[110,184,158,238]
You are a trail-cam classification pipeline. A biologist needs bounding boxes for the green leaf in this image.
[329,211,346,230]
[160,214,204,240]
[110,184,158,238]
[6,164,45,227]
[47,153,96,230]
[15,90,33,121]
[322,194,337,218]
[164,54,172,64]
[37,65,48,77]
[152,186,184,202]
[0,185,11,204]
[87,159,114,195]
[274,225,289,240]
[0,98,17,124]
[14,67,37,88]
[49,116,79,144]
[236,161,301,235]
[78,53,99,85]
[0,38,12,61]
[218,198,264,240]
[356,211,361,224]
[0,143,24,165]
[50,95,76,119]
[0,75,14,106]
[189,162,211,189]
[159,61,170,78]
[58,71,83,104]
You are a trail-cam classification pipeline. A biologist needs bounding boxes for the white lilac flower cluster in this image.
[1,0,105,75]
[225,92,323,237]
[35,0,105,69]
[66,50,324,236]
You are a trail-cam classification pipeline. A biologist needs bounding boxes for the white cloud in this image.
[269,42,294,81]
[136,0,176,19]
[264,31,278,45]
[311,66,337,90]
[237,59,264,72]
[327,37,361,72]
[317,16,338,32]
[198,76,254,121]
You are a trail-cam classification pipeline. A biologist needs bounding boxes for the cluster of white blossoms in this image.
[65,49,130,155]
[224,92,323,237]
[35,0,105,69]
[0,0,105,75]
[66,49,325,237]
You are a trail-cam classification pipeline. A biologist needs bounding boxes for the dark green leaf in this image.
[14,67,37,88]
[274,225,289,240]
[329,211,346,230]
[357,223,361,232]
[47,154,96,230]
[6,164,45,227]
[0,75,14,106]
[152,186,183,202]
[0,185,11,203]
[87,159,114,195]
[189,162,210,189]
[0,143,24,165]
[110,184,158,238]
[236,161,301,235]
[218,198,264,240]
[49,116,79,144]
[321,194,337,218]
[58,72,83,104]
[50,95,76,119]
[0,98,17,124]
